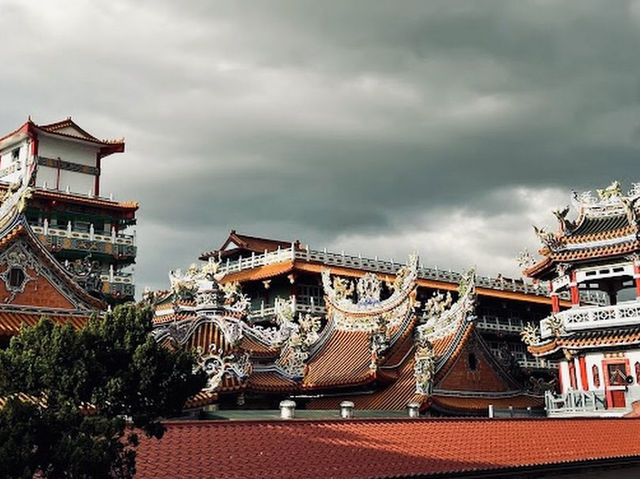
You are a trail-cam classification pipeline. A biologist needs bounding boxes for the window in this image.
[635,362,640,384]
[592,364,600,388]
[11,148,19,162]
[468,352,478,372]
[8,267,25,289]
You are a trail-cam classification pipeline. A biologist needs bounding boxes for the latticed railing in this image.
[545,390,607,416]
[216,246,605,302]
[540,300,640,339]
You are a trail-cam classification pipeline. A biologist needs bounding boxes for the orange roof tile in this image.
[529,326,640,357]
[201,231,298,261]
[0,311,88,335]
[303,330,374,389]
[430,394,544,414]
[136,417,640,479]
[247,370,299,392]
[219,260,295,283]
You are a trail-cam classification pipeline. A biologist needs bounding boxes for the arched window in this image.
[592,364,600,389]
[468,353,478,372]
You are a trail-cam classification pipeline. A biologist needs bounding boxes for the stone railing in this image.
[31,224,134,246]
[540,300,640,339]
[247,301,326,322]
[545,390,607,416]
[519,357,558,370]
[476,315,526,333]
[216,246,606,302]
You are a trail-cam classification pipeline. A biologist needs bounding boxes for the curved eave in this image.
[29,188,139,212]
[524,257,554,280]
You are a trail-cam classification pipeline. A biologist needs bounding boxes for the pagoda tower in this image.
[0,118,138,304]
[523,181,640,416]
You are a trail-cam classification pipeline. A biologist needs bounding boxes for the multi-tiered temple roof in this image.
[526,181,640,279]
[152,254,542,414]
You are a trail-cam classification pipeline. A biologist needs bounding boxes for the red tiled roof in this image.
[308,321,475,411]
[308,346,423,410]
[200,231,298,261]
[239,335,281,359]
[219,260,295,283]
[135,417,640,479]
[529,326,640,357]
[247,370,299,392]
[0,312,88,335]
[302,330,374,389]
[430,394,544,414]
[527,240,640,279]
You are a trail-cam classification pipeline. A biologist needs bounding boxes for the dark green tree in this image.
[0,303,205,479]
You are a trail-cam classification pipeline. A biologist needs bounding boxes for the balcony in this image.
[476,315,526,333]
[540,300,640,339]
[248,300,326,322]
[544,390,618,417]
[216,246,606,301]
[100,271,135,299]
[32,224,136,260]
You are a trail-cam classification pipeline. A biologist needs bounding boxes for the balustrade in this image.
[32,224,135,246]
[214,246,572,299]
[540,300,640,339]
[545,390,607,416]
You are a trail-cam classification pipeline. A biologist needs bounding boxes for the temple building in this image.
[523,181,640,417]
[0,118,137,303]
[151,231,604,415]
[0,156,106,347]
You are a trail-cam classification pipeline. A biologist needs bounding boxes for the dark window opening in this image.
[468,352,478,372]
[11,148,19,161]
[8,267,25,289]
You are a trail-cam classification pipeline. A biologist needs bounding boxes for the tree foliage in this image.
[0,303,205,479]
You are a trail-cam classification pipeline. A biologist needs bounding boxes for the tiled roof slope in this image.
[135,417,640,479]
[528,325,640,357]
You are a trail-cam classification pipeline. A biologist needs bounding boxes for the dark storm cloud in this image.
[0,0,638,291]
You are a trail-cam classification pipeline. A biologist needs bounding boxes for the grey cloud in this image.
[0,0,638,292]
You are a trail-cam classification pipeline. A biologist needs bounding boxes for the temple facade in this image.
[0,118,137,303]
[523,181,640,417]
[150,231,595,415]
[0,154,106,347]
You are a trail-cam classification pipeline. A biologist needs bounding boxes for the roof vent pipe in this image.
[488,404,494,418]
[279,400,296,419]
[407,402,420,418]
[340,401,354,419]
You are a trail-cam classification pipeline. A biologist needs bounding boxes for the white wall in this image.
[35,166,58,189]
[38,136,99,167]
[559,360,569,393]
[0,139,30,185]
[585,352,605,390]
[58,169,94,195]
[36,136,99,194]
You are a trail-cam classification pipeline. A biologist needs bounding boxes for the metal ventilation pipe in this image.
[340,401,355,419]
[488,404,494,418]
[279,400,296,419]
[407,402,420,418]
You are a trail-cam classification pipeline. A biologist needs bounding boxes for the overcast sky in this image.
[0,0,638,292]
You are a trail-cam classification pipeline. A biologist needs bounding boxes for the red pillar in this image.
[568,361,577,389]
[634,262,640,298]
[579,356,589,391]
[550,281,560,313]
[570,270,580,306]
